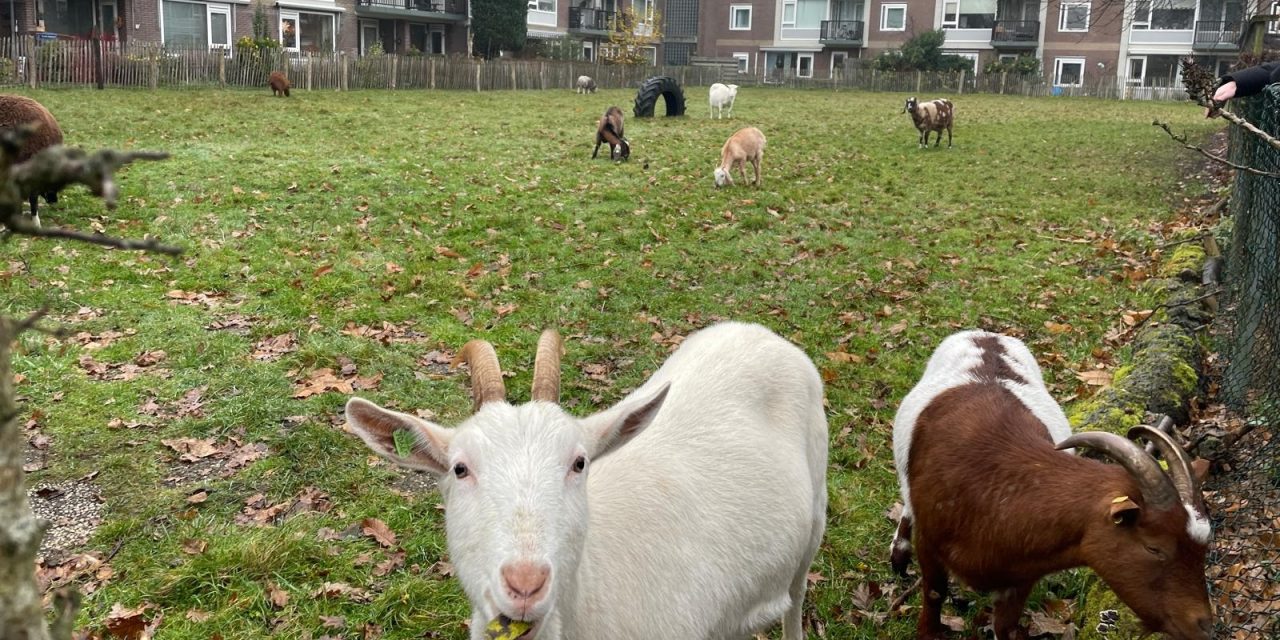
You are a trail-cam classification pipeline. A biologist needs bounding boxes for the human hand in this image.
[1205,81,1237,118]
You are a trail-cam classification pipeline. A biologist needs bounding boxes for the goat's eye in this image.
[572,456,586,473]
[1145,545,1164,559]
[453,462,469,479]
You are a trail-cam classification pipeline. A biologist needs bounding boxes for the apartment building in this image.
[524,0,665,62]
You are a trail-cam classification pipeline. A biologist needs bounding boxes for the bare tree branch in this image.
[1153,120,1280,179]
[3,220,182,254]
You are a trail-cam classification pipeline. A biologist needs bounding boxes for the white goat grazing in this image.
[346,322,829,640]
[575,75,596,94]
[715,126,766,187]
[709,82,739,118]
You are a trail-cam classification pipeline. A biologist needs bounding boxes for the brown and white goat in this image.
[892,331,1212,640]
[902,97,953,149]
[714,126,765,188]
[592,106,629,160]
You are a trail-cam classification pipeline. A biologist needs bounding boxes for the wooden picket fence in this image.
[0,35,1187,100]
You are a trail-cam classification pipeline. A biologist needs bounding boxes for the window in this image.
[360,20,379,54]
[532,0,553,11]
[955,51,978,74]
[163,1,231,49]
[1143,54,1180,86]
[797,53,813,78]
[1126,55,1146,84]
[1132,0,1149,28]
[943,0,995,29]
[999,53,1017,63]
[1147,0,1194,30]
[101,0,118,39]
[733,52,750,72]
[1054,57,1085,86]
[1271,2,1279,34]
[409,23,427,52]
[783,0,796,25]
[583,40,593,61]
[783,0,825,28]
[280,10,335,53]
[730,4,751,29]
[831,50,847,77]
[881,3,906,30]
[1059,1,1089,31]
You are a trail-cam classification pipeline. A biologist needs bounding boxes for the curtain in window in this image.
[959,0,995,28]
[795,0,824,28]
[164,0,207,48]
[299,12,334,52]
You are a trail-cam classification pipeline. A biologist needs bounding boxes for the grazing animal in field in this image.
[269,71,291,97]
[708,82,738,119]
[714,126,765,187]
[902,97,953,148]
[592,106,629,160]
[892,330,1213,640]
[0,94,63,226]
[575,75,597,93]
[346,322,829,639]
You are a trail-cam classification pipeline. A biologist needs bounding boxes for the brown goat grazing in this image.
[893,331,1212,640]
[713,126,765,188]
[592,106,629,160]
[902,97,953,149]
[0,94,64,224]
[269,71,291,98]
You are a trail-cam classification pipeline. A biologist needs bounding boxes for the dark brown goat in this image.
[893,331,1212,640]
[0,94,64,224]
[902,97,953,149]
[592,106,629,161]
[269,71,291,98]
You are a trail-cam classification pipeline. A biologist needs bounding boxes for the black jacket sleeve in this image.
[1223,61,1280,98]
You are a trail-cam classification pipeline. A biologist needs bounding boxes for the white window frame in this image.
[942,0,958,28]
[160,0,231,50]
[954,51,978,75]
[207,3,231,50]
[280,10,335,53]
[880,3,906,30]
[830,50,846,77]
[1059,1,1090,32]
[1053,56,1085,86]
[101,0,119,39]
[730,4,752,29]
[1271,1,1279,34]
[1132,0,1150,29]
[359,19,378,54]
[429,24,445,54]
[782,0,797,26]
[534,0,553,11]
[998,53,1017,63]
[582,39,594,61]
[1126,55,1146,85]
[733,51,750,72]
[796,52,814,77]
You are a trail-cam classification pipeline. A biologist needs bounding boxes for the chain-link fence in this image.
[1209,84,1280,639]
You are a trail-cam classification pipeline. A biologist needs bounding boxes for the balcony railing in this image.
[819,20,864,43]
[569,7,617,32]
[356,0,465,13]
[990,20,1038,46]
[1193,20,1244,49]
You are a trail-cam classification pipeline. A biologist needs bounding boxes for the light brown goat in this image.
[902,97,953,149]
[713,126,765,188]
[893,331,1212,640]
[269,71,291,98]
[592,106,629,160]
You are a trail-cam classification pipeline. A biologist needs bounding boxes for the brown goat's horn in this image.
[453,339,506,412]
[1128,424,1200,507]
[1057,431,1179,510]
[531,329,563,403]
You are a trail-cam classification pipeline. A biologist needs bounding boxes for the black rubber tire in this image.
[633,76,687,118]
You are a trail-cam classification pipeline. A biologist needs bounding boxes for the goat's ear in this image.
[1190,457,1211,484]
[345,397,453,474]
[585,383,669,459]
[1108,495,1142,526]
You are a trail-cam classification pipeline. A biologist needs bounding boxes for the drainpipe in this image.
[465,0,472,55]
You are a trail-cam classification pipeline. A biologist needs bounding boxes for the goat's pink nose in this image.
[501,561,550,606]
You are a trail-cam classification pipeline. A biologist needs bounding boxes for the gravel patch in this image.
[28,481,105,556]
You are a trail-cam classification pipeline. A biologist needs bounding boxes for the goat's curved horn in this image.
[1128,424,1199,507]
[1057,431,1178,510]
[453,339,505,412]
[531,329,563,403]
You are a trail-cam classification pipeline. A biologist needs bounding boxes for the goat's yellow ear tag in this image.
[1112,495,1130,504]
[486,615,532,640]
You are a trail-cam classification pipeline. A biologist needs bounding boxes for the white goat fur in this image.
[575,75,596,93]
[346,322,828,640]
[709,82,739,119]
[890,330,1071,557]
[715,126,766,187]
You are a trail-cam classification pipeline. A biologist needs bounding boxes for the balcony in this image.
[569,7,617,34]
[355,0,466,19]
[819,20,864,45]
[1193,20,1244,50]
[991,20,1038,47]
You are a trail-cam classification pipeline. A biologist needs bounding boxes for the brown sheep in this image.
[269,71,291,98]
[592,106,629,161]
[0,94,64,225]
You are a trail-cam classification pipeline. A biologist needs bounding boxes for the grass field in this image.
[4,86,1221,638]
